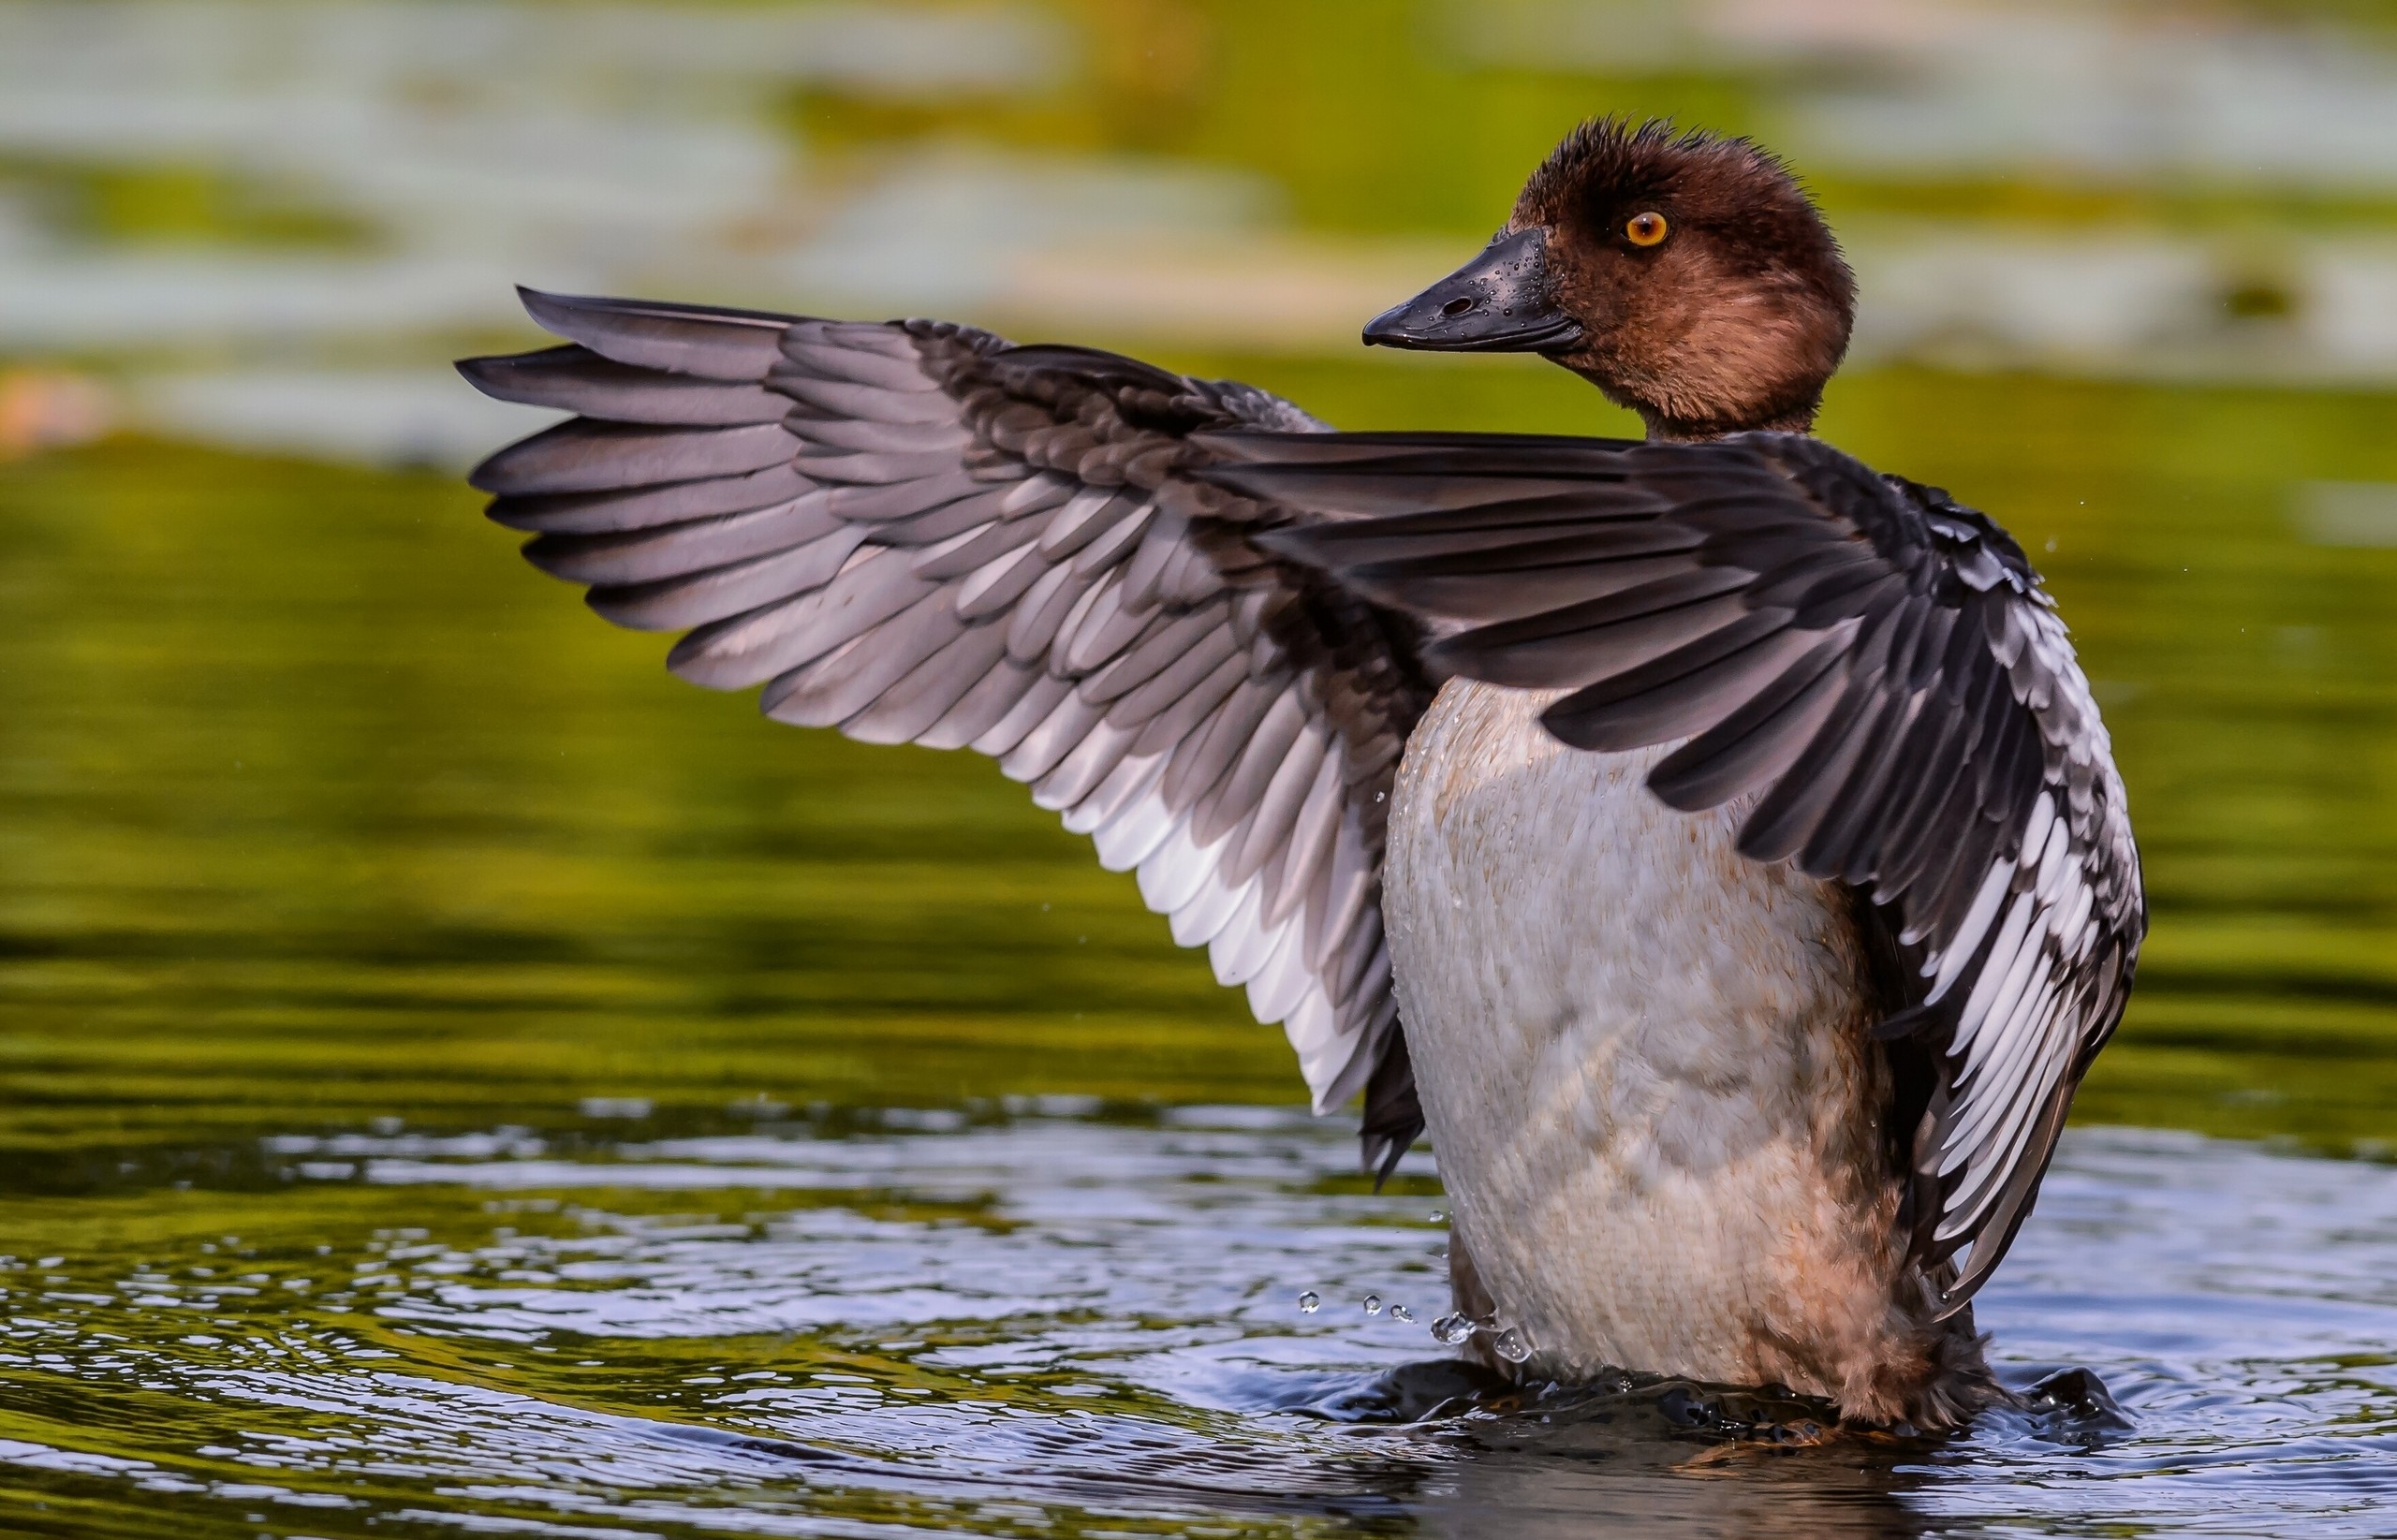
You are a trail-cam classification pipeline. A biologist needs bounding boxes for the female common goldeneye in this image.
[459,119,2144,1429]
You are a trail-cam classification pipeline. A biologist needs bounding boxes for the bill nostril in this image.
[1441,296,1475,317]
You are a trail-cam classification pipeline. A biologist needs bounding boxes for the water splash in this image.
[1361,1294,1382,1316]
[1430,1313,1477,1345]
[1390,1304,1414,1324]
[1493,1327,1533,1363]
[1297,1290,1319,1313]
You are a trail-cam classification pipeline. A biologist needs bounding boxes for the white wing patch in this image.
[1915,601,2138,1276]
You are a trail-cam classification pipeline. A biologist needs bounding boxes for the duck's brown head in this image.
[1365,120,1854,441]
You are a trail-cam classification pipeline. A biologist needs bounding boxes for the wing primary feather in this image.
[518,288,789,378]
[836,620,1012,746]
[1057,745,1164,839]
[662,542,928,682]
[1264,752,1346,928]
[1193,693,1309,847]
[998,689,1108,785]
[919,658,1045,752]
[1806,687,1927,880]
[784,413,971,455]
[522,494,838,585]
[1225,726,1329,887]
[596,525,869,634]
[458,346,788,423]
[1163,680,1278,814]
[1105,623,1243,727]
[1085,604,1232,707]
[967,669,1075,757]
[486,463,814,533]
[775,335,943,393]
[772,372,961,423]
[1934,1078,2078,1315]
[1735,679,1890,864]
[1645,629,1853,809]
[758,589,964,728]
[470,420,795,497]
[949,542,1050,620]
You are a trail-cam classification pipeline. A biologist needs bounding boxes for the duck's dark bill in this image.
[1362,227,1583,353]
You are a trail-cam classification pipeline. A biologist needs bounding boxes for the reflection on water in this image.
[4,1112,2396,1537]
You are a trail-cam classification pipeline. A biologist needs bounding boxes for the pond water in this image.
[7,1110,2397,1537]
[5,2,2397,1535]
[2,359,2394,1536]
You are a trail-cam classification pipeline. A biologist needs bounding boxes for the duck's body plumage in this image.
[1389,688,1985,1420]
[457,119,2146,1430]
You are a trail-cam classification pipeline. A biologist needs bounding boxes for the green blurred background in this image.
[2,0,2394,1180]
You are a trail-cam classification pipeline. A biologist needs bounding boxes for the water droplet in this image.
[1297,1291,1319,1313]
[1362,1294,1382,1316]
[1430,1313,1476,1345]
[1493,1327,1532,1363]
[1390,1303,1415,1323]
[1428,1210,1445,1224]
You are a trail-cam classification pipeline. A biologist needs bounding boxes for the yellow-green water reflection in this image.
[0,359,2387,1168]
[1,359,2391,1166]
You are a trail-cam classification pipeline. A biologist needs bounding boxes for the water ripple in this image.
[3,1116,2396,1536]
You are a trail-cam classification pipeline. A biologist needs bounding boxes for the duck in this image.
[457,118,2145,1430]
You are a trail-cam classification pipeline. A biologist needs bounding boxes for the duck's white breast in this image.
[1384,679,1929,1407]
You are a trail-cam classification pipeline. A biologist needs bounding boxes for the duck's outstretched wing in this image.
[458,291,1438,1169]
[1223,429,2146,1312]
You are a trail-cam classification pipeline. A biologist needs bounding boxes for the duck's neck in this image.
[1639,400,1820,442]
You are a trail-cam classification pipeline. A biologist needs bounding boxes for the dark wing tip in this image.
[456,353,507,397]
[463,442,522,496]
[516,285,599,338]
[1361,1132,1413,1190]
[456,346,576,406]
[513,286,647,326]
[513,287,688,346]
[516,285,799,331]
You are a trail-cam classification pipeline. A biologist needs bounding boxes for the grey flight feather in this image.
[459,291,1439,1176]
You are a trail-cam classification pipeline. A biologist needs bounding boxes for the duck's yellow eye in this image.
[1625,211,1669,247]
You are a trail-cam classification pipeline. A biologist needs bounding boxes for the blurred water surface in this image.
[2,2,2396,1536]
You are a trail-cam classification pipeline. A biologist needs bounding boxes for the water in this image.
[2,368,2392,1540]
[5,1111,2397,1536]
[5,2,2397,1534]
